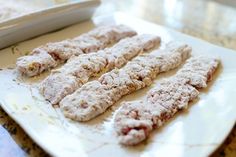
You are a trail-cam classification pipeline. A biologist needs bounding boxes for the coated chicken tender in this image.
[103,34,161,70]
[114,100,158,145]
[99,68,137,99]
[60,42,191,121]
[16,49,57,77]
[16,39,98,77]
[176,56,220,88]
[17,25,137,77]
[114,56,220,145]
[86,25,137,44]
[56,53,108,80]
[61,81,116,121]
[40,53,107,105]
[40,73,80,105]
[115,79,199,145]
[147,78,199,111]
[40,40,84,62]
[41,35,160,104]
[73,35,107,53]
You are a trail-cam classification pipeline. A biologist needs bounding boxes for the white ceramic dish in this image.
[0,0,100,49]
[0,13,235,157]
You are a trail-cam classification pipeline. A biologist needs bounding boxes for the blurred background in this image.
[1,0,236,50]
[95,0,236,50]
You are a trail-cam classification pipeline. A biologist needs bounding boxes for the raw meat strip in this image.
[60,42,191,121]
[40,34,161,105]
[16,25,137,77]
[114,56,220,145]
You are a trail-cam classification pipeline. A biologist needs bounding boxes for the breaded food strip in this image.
[16,49,57,76]
[40,34,161,105]
[114,56,220,145]
[60,42,191,121]
[83,25,137,46]
[176,56,219,88]
[16,25,137,77]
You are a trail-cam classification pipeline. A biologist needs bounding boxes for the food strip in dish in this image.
[16,25,137,77]
[114,56,220,145]
[60,42,192,122]
[40,34,161,105]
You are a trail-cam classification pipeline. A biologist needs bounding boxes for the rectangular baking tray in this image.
[0,0,100,49]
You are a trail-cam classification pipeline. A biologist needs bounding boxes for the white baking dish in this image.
[0,0,100,49]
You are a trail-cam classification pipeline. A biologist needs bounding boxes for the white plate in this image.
[0,0,100,49]
[0,13,235,157]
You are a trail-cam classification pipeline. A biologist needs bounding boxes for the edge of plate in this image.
[0,99,59,157]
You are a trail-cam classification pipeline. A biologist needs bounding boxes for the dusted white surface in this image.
[0,13,235,157]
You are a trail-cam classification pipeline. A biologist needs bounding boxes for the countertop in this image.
[0,0,236,156]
